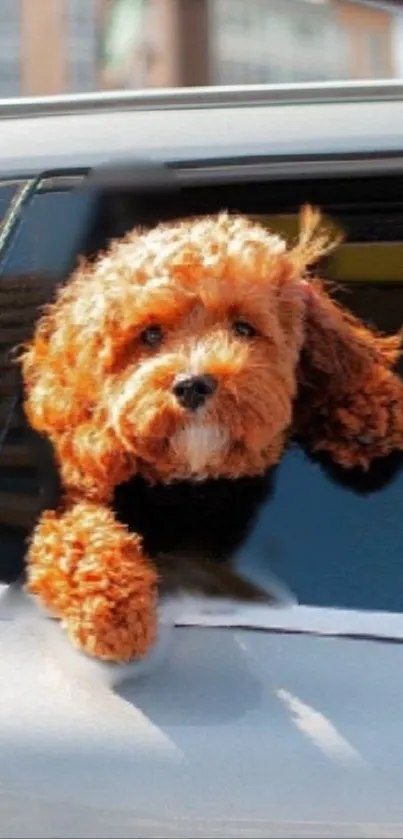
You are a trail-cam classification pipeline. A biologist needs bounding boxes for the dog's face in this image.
[23,211,334,492]
[95,214,306,482]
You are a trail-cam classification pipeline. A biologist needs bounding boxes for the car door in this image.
[1,99,403,839]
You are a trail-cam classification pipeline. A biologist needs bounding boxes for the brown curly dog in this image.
[21,207,403,662]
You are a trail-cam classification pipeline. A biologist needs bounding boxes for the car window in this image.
[1,172,403,618]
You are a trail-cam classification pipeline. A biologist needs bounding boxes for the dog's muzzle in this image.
[172,374,218,412]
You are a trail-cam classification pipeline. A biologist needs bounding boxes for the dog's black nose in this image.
[172,374,218,411]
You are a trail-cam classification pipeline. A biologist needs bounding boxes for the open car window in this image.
[1,170,403,626]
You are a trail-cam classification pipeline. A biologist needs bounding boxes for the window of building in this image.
[294,16,322,41]
[0,0,21,17]
[0,0,21,96]
[0,62,21,97]
[65,0,98,92]
[367,29,389,79]
[68,59,96,93]
[66,0,96,25]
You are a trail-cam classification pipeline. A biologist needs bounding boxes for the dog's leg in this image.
[25,501,158,663]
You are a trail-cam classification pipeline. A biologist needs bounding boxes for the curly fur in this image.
[20,207,403,662]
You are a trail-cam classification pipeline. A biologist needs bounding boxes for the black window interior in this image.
[2,170,403,614]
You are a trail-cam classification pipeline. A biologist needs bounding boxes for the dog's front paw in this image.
[62,592,158,664]
[27,502,159,664]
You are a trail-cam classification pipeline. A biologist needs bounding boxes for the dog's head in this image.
[22,208,402,499]
[100,212,315,483]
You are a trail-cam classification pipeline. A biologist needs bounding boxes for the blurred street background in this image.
[0,0,403,98]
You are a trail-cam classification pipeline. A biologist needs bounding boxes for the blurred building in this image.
[0,0,402,99]
[210,0,348,84]
[101,0,402,89]
[210,0,396,85]
[0,0,105,97]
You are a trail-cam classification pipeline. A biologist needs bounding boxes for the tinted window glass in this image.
[0,189,95,276]
[235,445,403,613]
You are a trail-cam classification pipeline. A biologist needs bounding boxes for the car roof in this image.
[1,81,403,178]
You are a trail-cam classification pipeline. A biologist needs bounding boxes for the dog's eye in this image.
[232,320,257,338]
[140,325,163,348]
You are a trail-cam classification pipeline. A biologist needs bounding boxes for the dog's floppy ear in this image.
[20,266,135,502]
[291,207,403,469]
